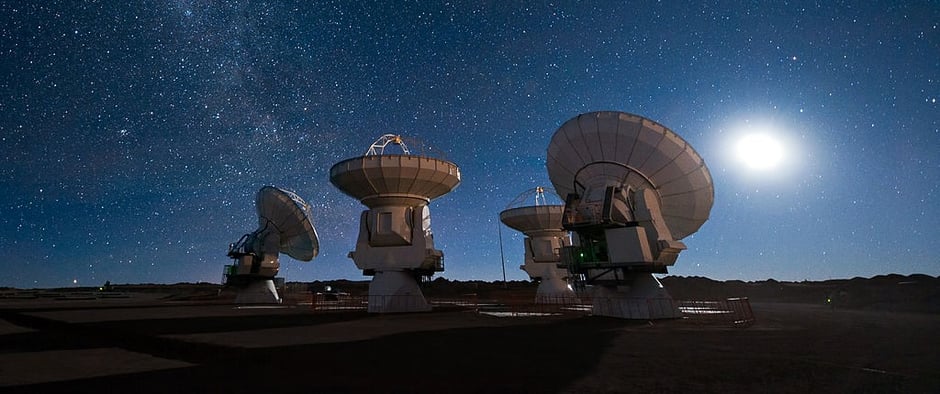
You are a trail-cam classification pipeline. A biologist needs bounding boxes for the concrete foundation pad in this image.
[0,319,33,335]
[0,347,192,387]
[166,311,527,348]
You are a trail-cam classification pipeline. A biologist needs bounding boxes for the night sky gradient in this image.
[2,1,938,288]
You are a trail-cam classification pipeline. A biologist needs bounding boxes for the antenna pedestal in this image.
[591,274,680,319]
[349,206,442,313]
[534,275,578,304]
[367,271,431,313]
[224,253,282,305]
[233,278,281,304]
[521,236,578,304]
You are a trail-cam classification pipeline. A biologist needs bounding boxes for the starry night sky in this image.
[2,1,937,288]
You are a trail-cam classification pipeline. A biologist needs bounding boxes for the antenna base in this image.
[232,278,282,305]
[591,274,680,319]
[534,277,579,304]
[366,271,431,313]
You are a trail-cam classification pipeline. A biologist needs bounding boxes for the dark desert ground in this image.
[1,275,938,393]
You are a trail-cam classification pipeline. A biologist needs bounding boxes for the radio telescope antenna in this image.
[331,134,460,313]
[546,111,713,319]
[224,186,319,304]
[499,187,578,304]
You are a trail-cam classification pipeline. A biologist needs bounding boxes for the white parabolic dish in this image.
[546,111,714,239]
[329,154,461,207]
[256,186,319,261]
[500,186,566,233]
[499,205,565,234]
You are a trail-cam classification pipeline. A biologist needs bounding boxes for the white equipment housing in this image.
[330,135,460,313]
[225,186,319,304]
[546,111,714,319]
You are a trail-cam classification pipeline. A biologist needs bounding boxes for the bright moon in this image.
[736,134,784,170]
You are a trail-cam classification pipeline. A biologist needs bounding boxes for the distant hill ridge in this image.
[6,274,938,314]
[662,274,940,313]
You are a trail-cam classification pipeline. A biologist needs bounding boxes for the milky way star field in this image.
[1,2,937,288]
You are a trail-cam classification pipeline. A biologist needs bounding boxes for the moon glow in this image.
[736,133,784,170]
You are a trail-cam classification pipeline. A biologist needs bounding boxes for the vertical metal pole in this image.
[497,220,507,288]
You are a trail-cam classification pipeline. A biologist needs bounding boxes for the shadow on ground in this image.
[1,308,634,393]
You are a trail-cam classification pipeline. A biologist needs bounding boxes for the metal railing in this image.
[677,297,755,327]
[476,294,591,316]
[591,296,682,319]
[309,293,481,313]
